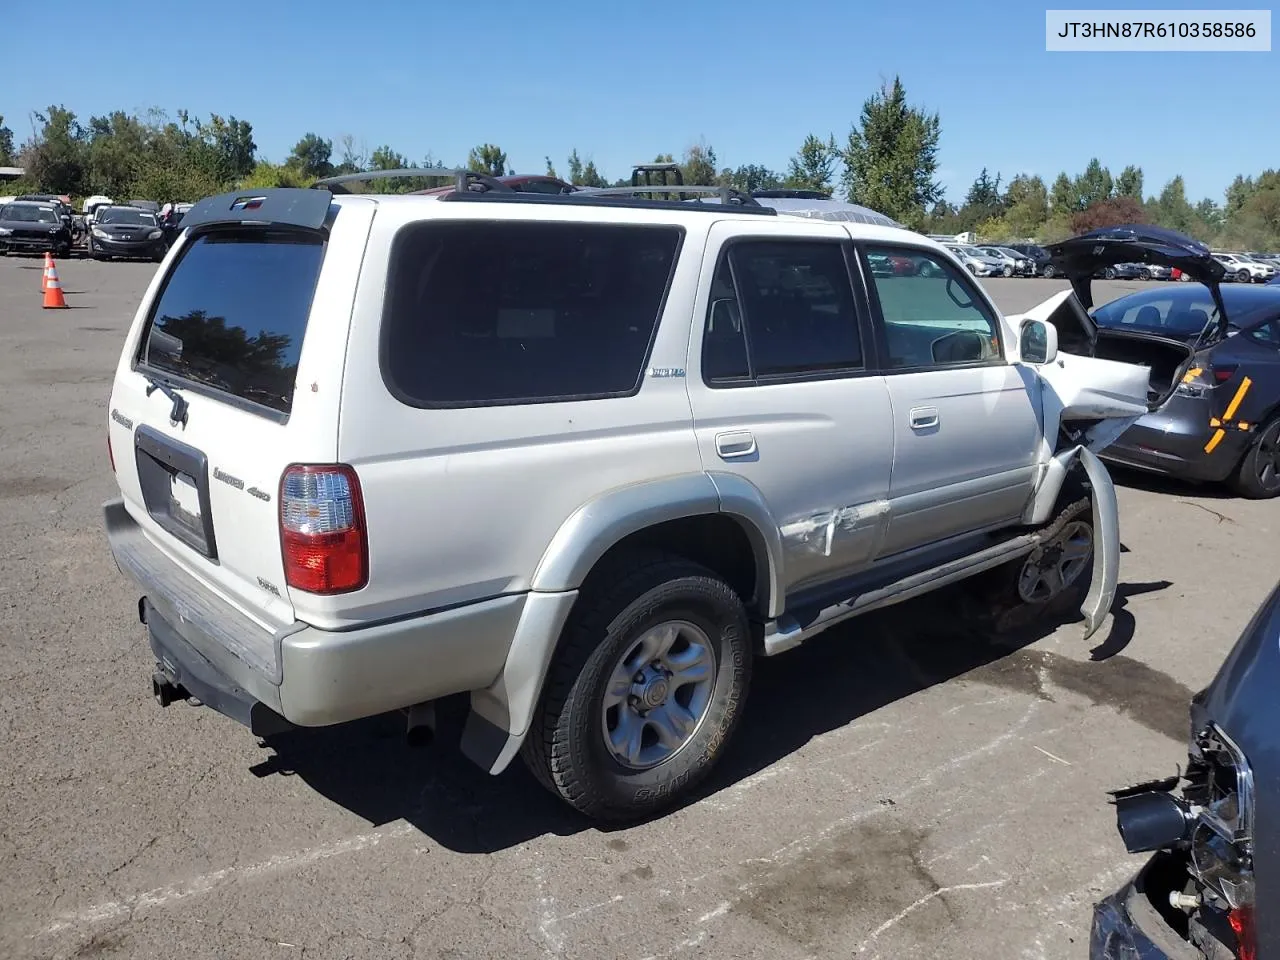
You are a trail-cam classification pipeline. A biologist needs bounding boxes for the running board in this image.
[762,533,1040,656]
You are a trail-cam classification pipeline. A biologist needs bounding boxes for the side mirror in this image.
[1020,318,1058,364]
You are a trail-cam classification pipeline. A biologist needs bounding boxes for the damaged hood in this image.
[1046,224,1229,339]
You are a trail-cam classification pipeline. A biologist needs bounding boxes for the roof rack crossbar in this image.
[587,184,762,206]
[310,167,513,194]
[436,191,777,216]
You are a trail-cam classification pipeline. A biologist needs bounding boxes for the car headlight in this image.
[92,227,108,239]
[148,229,162,240]
[0,227,10,236]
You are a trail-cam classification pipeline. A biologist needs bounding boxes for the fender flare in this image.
[462,473,785,775]
[1024,445,1119,641]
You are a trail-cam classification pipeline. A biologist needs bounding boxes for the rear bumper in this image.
[1090,855,1204,959]
[1099,397,1249,484]
[104,497,523,728]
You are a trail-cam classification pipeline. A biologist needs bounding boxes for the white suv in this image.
[1214,252,1277,283]
[103,175,1193,820]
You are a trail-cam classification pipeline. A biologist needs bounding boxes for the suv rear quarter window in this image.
[380,220,682,407]
[136,229,327,418]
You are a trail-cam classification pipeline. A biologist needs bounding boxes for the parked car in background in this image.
[945,243,1005,276]
[87,205,167,261]
[976,245,1031,277]
[0,200,73,256]
[1138,263,1173,281]
[1214,251,1277,283]
[1100,262,1147,280]
[1091,577,1279,960]
[990,245,1038,276]
[1007,242,1061,278]
[1087,281,1280,497]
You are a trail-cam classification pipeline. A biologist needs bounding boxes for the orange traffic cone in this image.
[41,252,53,293]
[43,261,68,309]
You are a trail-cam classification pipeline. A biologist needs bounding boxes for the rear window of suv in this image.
[381,220,682,407]
[135,229,326,417]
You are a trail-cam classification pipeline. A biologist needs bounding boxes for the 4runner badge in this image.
[647,367,686,379]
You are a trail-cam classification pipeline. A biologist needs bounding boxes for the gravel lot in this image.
[2,257,1276,960]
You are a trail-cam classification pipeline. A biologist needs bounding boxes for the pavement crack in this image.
[1178,500,1237,525]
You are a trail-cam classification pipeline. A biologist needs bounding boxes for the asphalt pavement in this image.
[2,257,1276,960]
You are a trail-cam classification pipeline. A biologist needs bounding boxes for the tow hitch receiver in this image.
[152,669,189,707]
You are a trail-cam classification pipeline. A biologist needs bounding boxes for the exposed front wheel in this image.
[1238,269,1252,283]
[1140,268,1152,280]
[1042,264,1056,279]
[978,495,1094,633]
[1232,418,1280,499]
[1104,267,1117,280]
[1002,265,1013,277]
[967,262,979,276]
[521,553,752,821]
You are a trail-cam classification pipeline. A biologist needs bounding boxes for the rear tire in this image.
[1042,264,1057,279]
[521,552,753,821]
[1231,416,1280,499]
[1140,268,1152,280]
[1238,269,1252,283]
[1002,265,1013,278]
[1104,267,1117,279]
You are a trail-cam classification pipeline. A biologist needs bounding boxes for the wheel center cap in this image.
[640,677,669,708]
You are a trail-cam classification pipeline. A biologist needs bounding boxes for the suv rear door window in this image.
[701,240,864,385]
[136,229,326,417]
[381,221,682,407]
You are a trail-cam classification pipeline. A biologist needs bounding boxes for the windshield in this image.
[2,205,59,224]
[99,207,156,226]
[960,246,988,258]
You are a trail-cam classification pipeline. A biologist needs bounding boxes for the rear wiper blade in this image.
[145,376,189,426]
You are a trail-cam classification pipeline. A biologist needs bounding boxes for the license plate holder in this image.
[135,425,218,560]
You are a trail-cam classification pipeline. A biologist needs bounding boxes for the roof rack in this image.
[583,184,765,206]
[435,189,777,216]
[632,163,684,189]
[310,167,514,195]
[752,189,831,200]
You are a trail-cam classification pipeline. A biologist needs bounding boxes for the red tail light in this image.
[279,464,368,594]
[1229,906,1256,960]
[1213,364,1239,383]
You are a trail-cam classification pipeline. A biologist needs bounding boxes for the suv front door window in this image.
[862,243,1042,554]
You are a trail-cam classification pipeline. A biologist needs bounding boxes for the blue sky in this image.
[4,0,1274,204]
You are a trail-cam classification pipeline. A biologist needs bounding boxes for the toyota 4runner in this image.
[103,173,1197,820]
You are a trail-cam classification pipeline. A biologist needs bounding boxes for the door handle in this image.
[909,406,940,430]
[715,430,757,459]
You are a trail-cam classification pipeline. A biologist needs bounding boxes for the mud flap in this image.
[1078,446,1120,641]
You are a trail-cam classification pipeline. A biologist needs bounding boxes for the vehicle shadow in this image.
[252,578,1173,853]
[1110,464,1238,501]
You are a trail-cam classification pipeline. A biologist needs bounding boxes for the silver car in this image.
[946,243,1005,277]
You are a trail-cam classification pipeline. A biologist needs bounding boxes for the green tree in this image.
[368,145,408,170]
[1225,174,1255,217]
[288,133,333,179]
[839,76,942,227]
[681,140,718,186]
[545,156,558,178]
[1050,171,1079,216]
[1115,165,1143,200]
[727,164,782,193]
[785,133,838,193]
[1071,196,1145,234]
[1074,158,1113,209]
[958,167,1003,229]
[566,148,584,184]
[201,114,256,181]
[332,135,366,176]
[467,143,508,177]
[1003,174,1049,238]
[579,159,607,187]
[24,105,90,195]
[1153,176,1196,233]
[0,115,14,166]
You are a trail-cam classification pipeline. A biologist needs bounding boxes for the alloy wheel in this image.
[1254,422,1280,494]
[600,619,716,771]
[1017,520,1093,604]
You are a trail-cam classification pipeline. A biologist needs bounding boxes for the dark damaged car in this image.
[87,205,168,262]
[1043,226,1280,499]
[0,201,73,257]
[1091,578,1280,959]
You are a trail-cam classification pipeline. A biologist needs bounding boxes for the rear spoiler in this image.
[180,188,335,232]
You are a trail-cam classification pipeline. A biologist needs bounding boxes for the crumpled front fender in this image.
[1078,446,1120,641]
[1026,444,1120,642]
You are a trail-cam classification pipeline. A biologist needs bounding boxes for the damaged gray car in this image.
[1091,577,1278,959]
